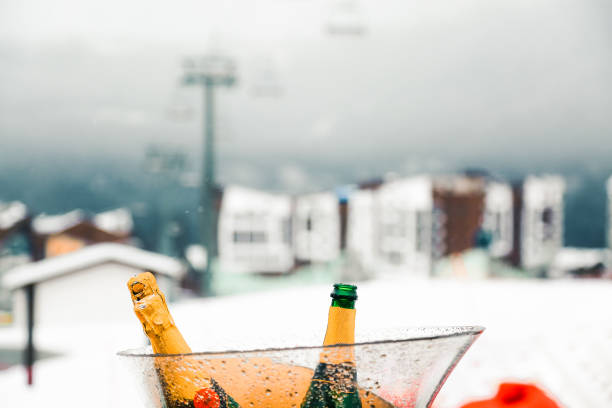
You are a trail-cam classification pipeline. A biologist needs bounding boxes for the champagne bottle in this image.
[127,272,240,408]
[301,284,362,408]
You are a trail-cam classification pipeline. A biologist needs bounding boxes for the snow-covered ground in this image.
[0,277,611,407]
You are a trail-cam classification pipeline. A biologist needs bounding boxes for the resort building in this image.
[293,192,341,264]
[217,186,293,274]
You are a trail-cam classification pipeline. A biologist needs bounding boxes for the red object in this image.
[26,365,33,386]
[194,387,221,408]
[460,383,559,408]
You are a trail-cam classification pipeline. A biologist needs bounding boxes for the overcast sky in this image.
[1,0,611,191]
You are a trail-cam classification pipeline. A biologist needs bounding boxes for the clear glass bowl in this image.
[118,326,483,408]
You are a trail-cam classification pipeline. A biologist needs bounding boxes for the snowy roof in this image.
[433,174,485,194]
[32,208,134,237]
[1,243,185,290]
[185,244,207,270]
[523,175,565,207]
[92,208,133,236]
[0,201,28,230]
[550,247,609,271]
[32,210,85,235]
[484,182,512,211]
[376,176,433,209]
[295,192,338,216]
[221,185,291,214]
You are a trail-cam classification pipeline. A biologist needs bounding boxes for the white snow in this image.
[0,201,27,230]
[185,244,207,270]
[378,176,432,210]
[523,175,565,208]
[548,247,610,278]
[31,210,85,235]
[0,277,611,407]
[31,208,134,237]
[220,185,292,214]
[92,208,134,236]
[1,243,185,290]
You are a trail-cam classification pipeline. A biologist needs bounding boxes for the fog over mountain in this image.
[1,0,611,246]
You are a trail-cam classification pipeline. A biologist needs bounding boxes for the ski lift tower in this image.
[182,55,236,295]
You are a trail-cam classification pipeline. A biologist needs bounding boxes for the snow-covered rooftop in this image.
[221,185,291,214]
[31,210,85,235]
[551,247,608,269]
[548,247,610,278]
[0,201,27,230]
[377,176,432,209]
[1,243,185,290]
[185,244,207,270]
[294,191,338,216]
[433,174,485,194]
[523,175,565,207]
[92,208,134,236]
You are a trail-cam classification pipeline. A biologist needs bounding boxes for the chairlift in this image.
[144,144,188,174]
[181,54,237,87]
[165,90,195,122]
[249,56,284,98]
[325,0,367,36]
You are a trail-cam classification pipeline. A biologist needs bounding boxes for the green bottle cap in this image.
[330,283,357,308]
[330,283,358,300]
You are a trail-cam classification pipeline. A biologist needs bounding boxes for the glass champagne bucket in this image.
[118,326,483,408]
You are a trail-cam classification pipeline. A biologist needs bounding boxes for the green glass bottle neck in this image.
[331,298,355,309]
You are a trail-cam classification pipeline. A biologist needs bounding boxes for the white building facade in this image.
[218,186,294,274]
[607,176,612,250]
[520,175,565,270]
[483,182,514,258]
[375,176,433,277]
[1,243,185,329]
[347,176,433,278]
[293,192,340,263]
[345,189,376,274]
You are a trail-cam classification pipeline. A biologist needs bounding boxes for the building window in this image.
[388,251,402,265]
[381,209,407,238]
[541,207,555,240]
[282,218,292,244]
[233,231,267,243]
[416,210,430,253]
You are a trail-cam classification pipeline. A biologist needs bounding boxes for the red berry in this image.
[194,387,221,408]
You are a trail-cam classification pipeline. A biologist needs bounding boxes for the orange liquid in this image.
[155,356,394,408]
